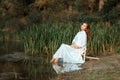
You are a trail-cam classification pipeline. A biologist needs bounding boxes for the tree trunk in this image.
[99,0,105,11]
[88,0,96,15]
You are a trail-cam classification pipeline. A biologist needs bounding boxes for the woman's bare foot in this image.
[54,58,60,63]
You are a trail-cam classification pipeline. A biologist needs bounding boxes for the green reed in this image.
[88,23,120,56]
[19,23,120,80]
[20,23,120,57]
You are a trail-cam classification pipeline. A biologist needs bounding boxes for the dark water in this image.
[0,60,56,80]
[0,58,83,80]
[0,41,82,80]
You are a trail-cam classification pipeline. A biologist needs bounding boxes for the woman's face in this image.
[81,23,87,31]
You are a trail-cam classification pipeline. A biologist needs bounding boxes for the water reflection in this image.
[52,62,82,74]
[23,59,56,80]
[0,53,83,80]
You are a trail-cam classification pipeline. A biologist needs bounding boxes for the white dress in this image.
[53,31,87,63]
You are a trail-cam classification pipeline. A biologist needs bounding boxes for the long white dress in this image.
[53,31,87,63]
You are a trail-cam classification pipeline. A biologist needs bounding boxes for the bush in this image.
[77,14,100,23]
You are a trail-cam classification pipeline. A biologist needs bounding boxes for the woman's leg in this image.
[51,44,67,63]
[50,58,60,63]
[54,58,60,63]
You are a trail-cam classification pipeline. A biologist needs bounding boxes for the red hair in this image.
[84,23,91,41]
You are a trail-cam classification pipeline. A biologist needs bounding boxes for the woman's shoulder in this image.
[78,31,86,34]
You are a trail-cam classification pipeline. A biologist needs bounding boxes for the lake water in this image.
[0,59,83,80]
[0,41,83,80]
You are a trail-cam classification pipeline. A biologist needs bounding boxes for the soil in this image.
[52,54,120,80]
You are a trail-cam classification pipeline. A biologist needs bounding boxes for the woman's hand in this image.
[71,43,81,49]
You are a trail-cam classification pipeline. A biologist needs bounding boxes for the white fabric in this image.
[53,31,87,63]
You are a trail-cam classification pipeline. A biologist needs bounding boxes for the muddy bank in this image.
[51,54,120,80]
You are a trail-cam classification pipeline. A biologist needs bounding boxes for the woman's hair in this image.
[84,22,91,41]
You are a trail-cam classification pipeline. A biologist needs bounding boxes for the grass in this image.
[88,23,120,56]
[19,22,120,57]
[20,23,79,56]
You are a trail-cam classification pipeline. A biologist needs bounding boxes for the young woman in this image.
[50,22,91,63]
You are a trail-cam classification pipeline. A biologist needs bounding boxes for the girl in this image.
[51,23,91,63]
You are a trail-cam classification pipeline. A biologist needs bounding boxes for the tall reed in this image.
[88,23,120,56]
[20,23,120,57]
[19,23,120,79]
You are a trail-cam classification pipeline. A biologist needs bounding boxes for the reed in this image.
[88,23,120,56]
[19,22,120,80]
[20,23,120,57]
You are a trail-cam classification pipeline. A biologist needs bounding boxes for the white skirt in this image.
[53,43,86,63]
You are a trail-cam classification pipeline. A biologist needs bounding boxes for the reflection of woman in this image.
[53,63,82,74]
[50,23,91,63]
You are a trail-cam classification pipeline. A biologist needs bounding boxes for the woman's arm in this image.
[71,31,87,49]
[71,42,81,49]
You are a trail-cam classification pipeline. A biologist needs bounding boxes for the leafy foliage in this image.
[100,0,120,24]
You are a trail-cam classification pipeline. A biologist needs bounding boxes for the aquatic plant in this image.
[20,23,120,57]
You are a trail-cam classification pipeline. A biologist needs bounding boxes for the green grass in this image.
[20,23,80,56]
[88,24,120,56]
[19,23,120,57]
[1,22,119,57]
